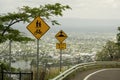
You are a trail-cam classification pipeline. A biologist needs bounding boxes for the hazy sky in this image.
[0,0,120,19]
[0,0,120,33]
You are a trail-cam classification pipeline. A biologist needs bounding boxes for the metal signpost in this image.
[26,16,50,80]
[9,40,12,79]
[55,30,67,72]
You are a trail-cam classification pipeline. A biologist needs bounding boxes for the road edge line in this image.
[83,69,106,80]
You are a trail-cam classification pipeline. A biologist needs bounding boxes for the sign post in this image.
[9,40,12,79]
[26,16,50,80]
[60,49,62,72]
[55,30,67,72]
[37,39,39,80]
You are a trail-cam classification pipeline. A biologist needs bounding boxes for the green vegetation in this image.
[32,67,67,80]
[0,3,71,43]
[96,27,120,61]
[0,61,15,80]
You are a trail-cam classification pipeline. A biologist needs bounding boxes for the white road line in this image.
[83,68,120,80]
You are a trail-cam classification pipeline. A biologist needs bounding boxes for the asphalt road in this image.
[71,69,101,80]
[72,68,120,80]
[84,68,120,80]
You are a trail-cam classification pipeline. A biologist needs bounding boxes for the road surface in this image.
[72,68,120,80]
[84,68,120,80]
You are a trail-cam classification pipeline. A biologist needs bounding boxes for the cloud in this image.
[0,0,120,19]
[64,0,120,19]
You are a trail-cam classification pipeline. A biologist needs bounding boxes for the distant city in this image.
[0,31,116,69]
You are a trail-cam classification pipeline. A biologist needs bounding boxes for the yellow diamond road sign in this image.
[26,16,50,39]
[55,30,67,43]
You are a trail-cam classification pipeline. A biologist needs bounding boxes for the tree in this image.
[96,27,120,61]
[117,27,120,45]
[96,41,119,61]
[116,26,120,60]
[0,3,71,43]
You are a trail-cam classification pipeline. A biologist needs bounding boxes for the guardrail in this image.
[51,61,120,80]
[51,62,95,80]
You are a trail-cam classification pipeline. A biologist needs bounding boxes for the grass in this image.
[32,66,68,80]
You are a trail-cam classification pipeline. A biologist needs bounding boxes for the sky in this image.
[0,0,120,33]
[0,0,120,19]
